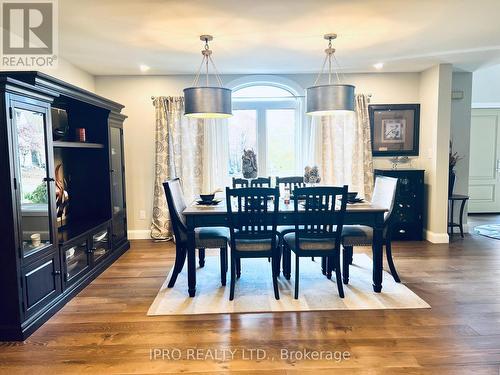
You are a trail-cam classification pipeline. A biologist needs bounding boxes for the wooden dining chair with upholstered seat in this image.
[341,176,400,284]
[163,179,229,288]
[283,186,348,299]
[225,186,281,301]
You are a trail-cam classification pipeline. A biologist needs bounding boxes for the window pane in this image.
[266,109,296,176]
[228,110,257,177]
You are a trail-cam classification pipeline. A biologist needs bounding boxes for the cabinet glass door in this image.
[11,103,54,257]
[110,126,126,244]
[92,227,111,264]
[64,240,90,282]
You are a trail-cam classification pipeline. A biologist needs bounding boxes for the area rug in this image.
[148,253,429,315]
[474,224,500,239]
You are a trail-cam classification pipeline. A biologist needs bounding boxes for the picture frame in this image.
[369,104,420,157]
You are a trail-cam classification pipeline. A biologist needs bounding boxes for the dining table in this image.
[182,198,387,297]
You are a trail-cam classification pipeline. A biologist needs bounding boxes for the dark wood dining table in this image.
[183,198,387,297]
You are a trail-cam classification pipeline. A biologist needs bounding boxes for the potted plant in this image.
[449,141,462,197]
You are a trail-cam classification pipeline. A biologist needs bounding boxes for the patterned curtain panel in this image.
[310,94,374,199]
[150,97,204,240]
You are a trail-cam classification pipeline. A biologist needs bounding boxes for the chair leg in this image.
[326,256,333,280]
[321,256,327,275]
[283,245,291,280]
[272,253,280,300]
[220,247,227,286]
[385,239,401,283]
[229,252,236,301]
[168,245,186,288]
[345,246,353,265]
[334,251,345,298]
[294,253,300,299]
[198,248,205,267]
[342,247,350,285]
[236,258,241,278]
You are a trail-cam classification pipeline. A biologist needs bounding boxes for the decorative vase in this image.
[242,149,258,179]
[448,169,456,197]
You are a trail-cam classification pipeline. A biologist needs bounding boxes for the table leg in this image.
[459,199,467,238]
[372,216,384,293]
[187,228,196,297]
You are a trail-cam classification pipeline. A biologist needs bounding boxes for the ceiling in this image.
[60,0,500,75]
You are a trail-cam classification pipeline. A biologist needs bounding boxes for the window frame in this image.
[229,79,306,177]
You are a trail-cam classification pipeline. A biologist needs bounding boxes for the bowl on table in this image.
[199,194,215,203]
[347,192,358,201]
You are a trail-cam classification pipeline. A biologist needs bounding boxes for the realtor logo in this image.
[1,0,58,67]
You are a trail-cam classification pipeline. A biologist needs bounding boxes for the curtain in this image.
[150,96,204,240]
[309,94,374,199]
[150,97,229,240]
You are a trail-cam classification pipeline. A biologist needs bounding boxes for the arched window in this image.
[228,83,302,177]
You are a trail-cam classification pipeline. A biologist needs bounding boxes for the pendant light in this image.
[184,35,232,118]
[306,33,355,115]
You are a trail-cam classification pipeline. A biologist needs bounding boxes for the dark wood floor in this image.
[1,235,500,374]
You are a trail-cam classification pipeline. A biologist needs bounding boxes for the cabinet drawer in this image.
[22,252,62,318]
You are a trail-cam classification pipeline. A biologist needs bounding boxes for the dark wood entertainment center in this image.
[0,71,129,340]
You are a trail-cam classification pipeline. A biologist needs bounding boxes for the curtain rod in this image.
[152,93,372,100]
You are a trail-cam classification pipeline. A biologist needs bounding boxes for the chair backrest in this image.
[232,177,249,188]
[163,178,188,243]
[225,187,280,251]
[292,186,348,251]
[276,176,306,196]
[250,176,272,188]
[371,176,398,222]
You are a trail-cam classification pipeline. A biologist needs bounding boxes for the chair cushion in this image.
[283,232,337,251]
[195,227,229,248]
[342,225,373,246]
[234,235,279,252]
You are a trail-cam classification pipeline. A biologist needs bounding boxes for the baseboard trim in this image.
[425,230,449,243]
[127,229,151,240]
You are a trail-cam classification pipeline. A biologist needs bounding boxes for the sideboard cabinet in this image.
[0,72,129,340]
[374,169,425,241]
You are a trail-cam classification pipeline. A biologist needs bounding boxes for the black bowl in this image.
[200,194,215,203]
[347,192,358,201]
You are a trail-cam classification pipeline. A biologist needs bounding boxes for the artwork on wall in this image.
[369,104,420,156]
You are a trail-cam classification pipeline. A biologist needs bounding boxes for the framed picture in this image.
[369,104,420,156]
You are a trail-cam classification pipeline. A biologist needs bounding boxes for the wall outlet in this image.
[139,210,146,220]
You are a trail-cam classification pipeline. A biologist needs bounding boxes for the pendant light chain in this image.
[313,35,341,86]
[192,37,224,88]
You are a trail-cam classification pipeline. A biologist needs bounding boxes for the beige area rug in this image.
[147,253,430,316]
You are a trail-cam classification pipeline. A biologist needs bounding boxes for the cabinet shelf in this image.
[53,141,105,149]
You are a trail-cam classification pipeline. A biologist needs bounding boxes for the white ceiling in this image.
[60,0,500,75]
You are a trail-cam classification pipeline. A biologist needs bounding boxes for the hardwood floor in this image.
[1,236,500,374]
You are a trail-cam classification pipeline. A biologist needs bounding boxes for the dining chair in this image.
[341,176,400,284]
[232,177,249,188]
[275,176,306,195]
[225,186,281,301]
[275,176,310,262]
[283,186,348,299]
[163,179,229,288]
[250,176,271,187]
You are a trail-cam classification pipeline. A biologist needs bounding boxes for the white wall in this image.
[472,65,500,107]
[450,72,473,230]
[95,72,421,238]
[3,57,96,92]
